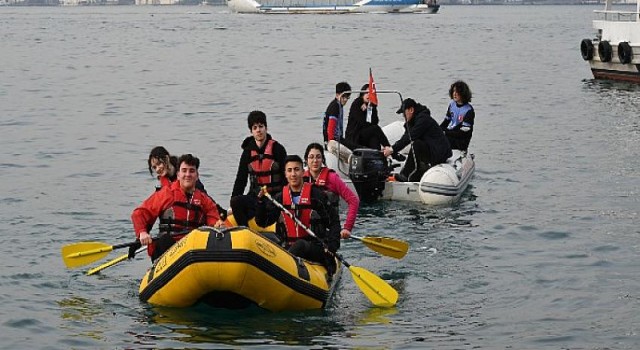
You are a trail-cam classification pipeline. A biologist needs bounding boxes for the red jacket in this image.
[131,181,220,256]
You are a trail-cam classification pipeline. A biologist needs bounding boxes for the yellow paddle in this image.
[350,235,409,259]
[262,189,398,308]
[61,240,140,269]
[86,246,146,276]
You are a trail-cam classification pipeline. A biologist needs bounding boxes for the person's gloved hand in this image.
[128,240,142,259]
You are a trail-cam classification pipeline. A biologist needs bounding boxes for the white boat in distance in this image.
[227,0,440,14]
[580,0,640,83]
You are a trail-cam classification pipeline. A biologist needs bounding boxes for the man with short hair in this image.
[230,110,287,227]
[323,81,358,150]
[132,154,223,261]
[255,155,341,272]
[383,98,452,182]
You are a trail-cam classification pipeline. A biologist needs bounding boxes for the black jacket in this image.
[345,97,380,143]
[392,103,452,165]
[231,134,287,197]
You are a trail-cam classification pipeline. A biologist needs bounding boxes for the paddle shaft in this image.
[86,246,146,276]
[263,191,398,307]
[262,192,322,244]
[66,240,139,258]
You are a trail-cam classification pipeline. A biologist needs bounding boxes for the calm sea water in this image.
[1,4,640,349]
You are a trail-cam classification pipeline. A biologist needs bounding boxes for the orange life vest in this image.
[304,167,331,187]
[158,190,208,235]
[281,183,313,244]
[304,167,340,218]
[248,139,281,193]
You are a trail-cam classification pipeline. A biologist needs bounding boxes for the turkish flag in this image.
[368,68,378,106]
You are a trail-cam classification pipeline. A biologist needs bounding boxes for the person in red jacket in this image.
[132,154,223,261]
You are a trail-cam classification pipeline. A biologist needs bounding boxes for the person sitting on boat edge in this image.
[440,80,475,152]
[345,83,394,153]
[255,155,341,274]
[383,98,452,182]
[304,142,359,239]
[148,146,227,220]
[132,154,224,262]
[230,110,287,227]
[323,81,358,151]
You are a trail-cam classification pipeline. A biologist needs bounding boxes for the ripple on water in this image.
[537,230,570,240]
[0,163,26,169]
[0,197,24,204]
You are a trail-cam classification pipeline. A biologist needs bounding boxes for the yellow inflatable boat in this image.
[138,226,341,312]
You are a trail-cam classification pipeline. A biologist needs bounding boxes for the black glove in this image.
[128,240,142,259]
[217,204,228,221]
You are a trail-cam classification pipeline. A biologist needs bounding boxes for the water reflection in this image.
[582,78,640,93]
[135,304,346,348]
[57,296,107,342]
[354,307,398,326]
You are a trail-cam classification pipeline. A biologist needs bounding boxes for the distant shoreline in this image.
[1,0,636,5]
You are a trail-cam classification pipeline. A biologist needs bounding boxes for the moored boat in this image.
[580,0,640,83]
[399,0,439,14]
[138,226,341,312]
[226,0,440,14]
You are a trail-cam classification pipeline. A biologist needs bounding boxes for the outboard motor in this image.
[349,148,391,202]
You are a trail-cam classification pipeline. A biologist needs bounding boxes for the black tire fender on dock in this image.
[618,42,633,64]
[598,41,613,62]
[581,39,594,61]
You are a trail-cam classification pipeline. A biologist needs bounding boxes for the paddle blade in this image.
[61,242,112,269]
[348,265,398,308]
[360,236,409,259]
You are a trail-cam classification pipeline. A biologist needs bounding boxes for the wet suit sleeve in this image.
[392,126,411,154]
[275,142,288,189]
[312,187,341,253]
[371,104,379,125]
[231,150,250,197]
[255,192,282,228]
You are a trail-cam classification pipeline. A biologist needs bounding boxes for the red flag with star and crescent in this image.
[368,68,378,106]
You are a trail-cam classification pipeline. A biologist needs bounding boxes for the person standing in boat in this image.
[303,143,359,239]
[147,146,227,220]
[132,154,224,262]
[230,110,287,227]
[345,84,393,152]
[382,98,452,182]
[440,80,475,152]
[323,81,358,150]
[256,155,341,273]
